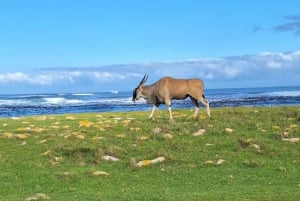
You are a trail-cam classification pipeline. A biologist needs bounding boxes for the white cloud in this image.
[267,61,282,69]
[33,74,53,85]
[69,71,82,76]
[0,72,52,85]
[224,67,241,78]
[92,72,125,81]
[0,50,299,93]
[0,72,25,82]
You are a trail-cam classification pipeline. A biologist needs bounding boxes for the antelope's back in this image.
[158,77,204,98]
[165,77,203,87]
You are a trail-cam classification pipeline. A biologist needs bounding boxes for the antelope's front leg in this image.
[149,105,157,120]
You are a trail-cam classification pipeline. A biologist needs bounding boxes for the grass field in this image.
[0,106,299,201]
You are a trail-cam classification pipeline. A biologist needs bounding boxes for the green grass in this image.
[0,106,299,201]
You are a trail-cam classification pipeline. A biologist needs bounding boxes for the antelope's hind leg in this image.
[198,95,210,117]
[165,99,174,121]
[190,97,200,117]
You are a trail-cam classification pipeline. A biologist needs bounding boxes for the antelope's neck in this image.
[141,85,153,98]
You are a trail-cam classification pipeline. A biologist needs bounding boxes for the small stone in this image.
[139,136,149,140]
[16,134,27,139]
[115,134,126,138]
[193,129,206,136]
[282,138,299,142]
[25,193,49,201]
[216,159,226,165]
[204,160,214,165]
[163,133,173,140]
[136,160,152,167]
[151,157,165,164]
[152,127,162,133]
[225,128,233,133]
[38,140,47,144]
[250,144,260,149]
[92,171,109,176]
[102,155,120,161]
[136,157,165,167]
[76,134,85,139]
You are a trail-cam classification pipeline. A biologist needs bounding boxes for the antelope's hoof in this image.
[187,115,196,120]
[169,118,175,122]
[149,117,155,121]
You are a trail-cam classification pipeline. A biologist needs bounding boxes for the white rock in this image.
[282,138,299,142]
[102,155,120,161]
[193,129,206,136]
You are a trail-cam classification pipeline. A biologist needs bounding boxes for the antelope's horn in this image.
[138,74,148,86]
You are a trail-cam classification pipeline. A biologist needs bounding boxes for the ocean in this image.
[0,86,300,117]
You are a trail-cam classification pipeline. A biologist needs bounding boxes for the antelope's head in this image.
[132,74,148,102]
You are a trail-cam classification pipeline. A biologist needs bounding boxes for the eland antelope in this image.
[132,75,210,120]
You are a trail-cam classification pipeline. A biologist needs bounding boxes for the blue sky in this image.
[0,0,299,94]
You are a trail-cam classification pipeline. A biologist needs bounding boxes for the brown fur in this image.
[133,76,210,120]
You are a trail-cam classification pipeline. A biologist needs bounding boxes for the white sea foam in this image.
[72,93,94,96]
[43,97,84,105]
[259,91,300,97]
[110,90,119,94]
[65,99,85,104]
[97,97,134,104]
[43,97,66,104]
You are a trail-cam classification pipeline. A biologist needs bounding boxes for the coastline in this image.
[1,86,300,117]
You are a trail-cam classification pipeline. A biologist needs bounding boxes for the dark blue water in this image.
[0,86,300,117]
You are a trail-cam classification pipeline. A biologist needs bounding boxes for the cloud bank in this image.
[1,51,300,93]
